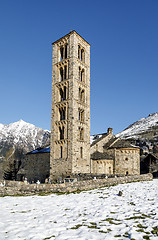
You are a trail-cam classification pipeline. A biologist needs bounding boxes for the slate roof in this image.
[91,151,113,160]
[90,133,108,147]
[143,153,158,161]
[104,138,139,149]
[27,146,50,155]
[103,137,118,149]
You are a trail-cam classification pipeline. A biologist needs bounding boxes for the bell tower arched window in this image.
[60,68,63,81]
[59,126,64,140]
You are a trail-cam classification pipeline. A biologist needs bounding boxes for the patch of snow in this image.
[0,179,157,240]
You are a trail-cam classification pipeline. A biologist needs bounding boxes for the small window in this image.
[59,126,64,140]
[81,69,84,82]
[65,45,67,59]
[125,158,128,161]
[63,86,66,100]
[60,68,63,81]
[61,146,63,158]
[64,66,67,80]
[78,45,80,59]
[80,147,83,158]
[79,67,81,80]
[60,47,64,61]
[78,109,84,122]
[79,127,84,140]
[59,108,66,121]
[60,88,63,101]
[81,49,85,62]
[81,110,84,122]
[79,88,85,103]
[81,90,85,102]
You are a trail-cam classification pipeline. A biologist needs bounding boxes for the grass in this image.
[43,235,55,239]
[88,222,100,229]
[99,230,107,234]
[125,215,145,220]
[143,236,150,240]
[137,224,147,229]
[70,224,83,229]
[151,226,158,236]
[101,217,121,225]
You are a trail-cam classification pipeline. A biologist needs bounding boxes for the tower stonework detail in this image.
[50,31,90,181]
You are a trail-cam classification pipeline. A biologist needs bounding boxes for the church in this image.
[17,31,140,183]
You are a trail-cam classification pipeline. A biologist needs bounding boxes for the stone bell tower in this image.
[50,31,90,181]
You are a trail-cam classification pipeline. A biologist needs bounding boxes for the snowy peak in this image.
[116,113,158,139]
[0,120,51,155]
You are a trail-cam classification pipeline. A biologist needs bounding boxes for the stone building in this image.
[16,31,140,182]
[50,31,91,181]
[91,128,140,176]
[140,153,158,177]
[18,127,140,182]
[17,147,50,183]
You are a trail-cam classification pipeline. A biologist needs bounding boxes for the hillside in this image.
[116,113,158,155]
[116,113,158,140]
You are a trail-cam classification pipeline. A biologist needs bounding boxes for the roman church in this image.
[17,31,140,183]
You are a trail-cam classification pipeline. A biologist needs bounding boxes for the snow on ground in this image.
[0,180,158,240]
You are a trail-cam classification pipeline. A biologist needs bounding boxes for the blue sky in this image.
[0,0,158,135]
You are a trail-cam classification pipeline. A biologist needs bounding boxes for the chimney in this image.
[107,127,113,135]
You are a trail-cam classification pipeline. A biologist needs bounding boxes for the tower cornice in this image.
[52,30,90,46]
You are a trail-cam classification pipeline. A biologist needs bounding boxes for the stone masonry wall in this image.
[114,148,140,175]
[0,174,153,196]
[17,153,50,183]
[50,31,91,181]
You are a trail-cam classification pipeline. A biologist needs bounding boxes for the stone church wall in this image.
[17,153,50,183]
[114,148,140,175]
[91,159,113,174]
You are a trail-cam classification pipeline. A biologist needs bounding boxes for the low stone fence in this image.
[0,173,153,197]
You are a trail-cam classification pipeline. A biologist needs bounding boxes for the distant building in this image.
[91,128,140,176]
[141,153,158,178]
[17,147,50,183]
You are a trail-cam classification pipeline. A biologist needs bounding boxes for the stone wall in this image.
[114,148,140,175]
[0,173,153,196]
[91,159,113,174]
[17,152,50,183]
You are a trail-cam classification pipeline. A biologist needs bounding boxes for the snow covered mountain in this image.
[0,120,50,157]
[0,120,50,180]
[116,113,158,140]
